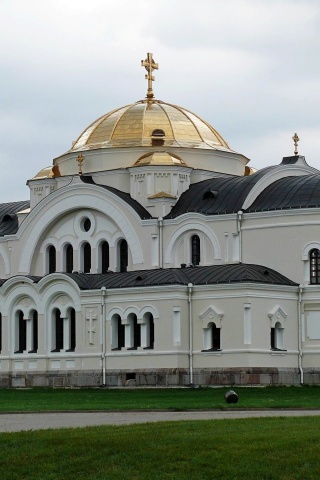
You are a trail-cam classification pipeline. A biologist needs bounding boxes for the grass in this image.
[1,416,320,479]
[1,386,320,412]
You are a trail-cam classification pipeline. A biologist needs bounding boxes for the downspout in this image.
[101,286,107,386]
[237,210,243,263]
[158,217,163,268]
[298,285,304,384]
[188,283,194,386]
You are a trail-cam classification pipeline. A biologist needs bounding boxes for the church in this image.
[1,53,320,388]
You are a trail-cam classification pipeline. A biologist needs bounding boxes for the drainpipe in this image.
[298,285,304,384]
[158,217,163,268]
[237,210,243,262]
[188,283,194,386]
[101,286,107,386]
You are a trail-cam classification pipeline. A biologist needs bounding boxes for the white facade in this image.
[1,94,320,388]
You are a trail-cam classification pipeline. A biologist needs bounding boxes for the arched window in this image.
[65,244,73,273]
[143,313,154,350]
[15,311,26,353]
[69,308,76,352]
[125,313,140,350]
[120,239,128,273]
[48,245,56,274]
[202,322,221,351]
[310,249,320,284]
[83,242,91,273]
[191,235,200,266]
[52,309,63,352]
[101,241,109,273]
[31,310,38,353]
[271,321,284,350]
[132,314,141,350]
[111,314,125,350]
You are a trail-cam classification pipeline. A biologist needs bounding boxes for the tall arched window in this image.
[191,235,200,266]
[52,309,63,352]
[143,313,154,350]
[202,322,221,351]
[120,239,128,273]
[310,249,320,284]
[48,245,56,274]
[111,314,125,350]
[31,310,38,353]
[69,308,76,352]
[65,244,73,273]
[101,241,109,273]
[271,321,284,350]
[15,311,26,353]
[83,242,91,273]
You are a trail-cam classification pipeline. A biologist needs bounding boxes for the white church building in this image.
[1,53,320,388]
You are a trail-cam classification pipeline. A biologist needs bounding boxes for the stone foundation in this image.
[0,367,316,388]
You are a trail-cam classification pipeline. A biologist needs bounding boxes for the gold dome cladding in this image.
[70,99,232,153]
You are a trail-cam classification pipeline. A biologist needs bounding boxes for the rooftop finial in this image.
[141,52,158,100]
[293,133,300,156]
[76,153,85,175]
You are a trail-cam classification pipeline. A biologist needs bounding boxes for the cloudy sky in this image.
[1,0,320,201]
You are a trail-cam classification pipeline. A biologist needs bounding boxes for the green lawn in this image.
[1,416,320,479]
[1,386,320,412]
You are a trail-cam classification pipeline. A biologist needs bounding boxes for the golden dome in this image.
[70,99,232,153]
[134,151,186,167]
[32,166,54,179]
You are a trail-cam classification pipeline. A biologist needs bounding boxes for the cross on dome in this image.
[141,52,158,99]
[292,133,300,156]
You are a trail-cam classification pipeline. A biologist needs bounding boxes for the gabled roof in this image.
[0,200,30,237]
[80,176,153,219]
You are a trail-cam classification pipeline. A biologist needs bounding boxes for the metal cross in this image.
[141,52,158,99]
[86,310,96,345]
[292,133,300,156]
[76,154,85,175]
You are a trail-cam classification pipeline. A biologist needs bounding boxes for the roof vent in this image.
[263,270,269,276]
[2,214,16,222]
[136,275,144,281]
[203,190,219,200]
[181,263,187,269]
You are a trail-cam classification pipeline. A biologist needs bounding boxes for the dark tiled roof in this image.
[165,167,276,218]
[80,176,153,219]
[0,201,30,236]
[247,175,320,212]
[63,263,297,289]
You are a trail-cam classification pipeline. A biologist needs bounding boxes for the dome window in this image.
[151,129,166,137]
[151,129,166,147]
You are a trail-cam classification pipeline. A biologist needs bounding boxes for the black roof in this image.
[0,264,297,289]
[0,201,30,236]
[247,175,320,212]
[63,263,297,289]
[80,176,153,219]
[165,167,276,218]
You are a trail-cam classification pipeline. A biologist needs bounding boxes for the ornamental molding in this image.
[199,305,224,328]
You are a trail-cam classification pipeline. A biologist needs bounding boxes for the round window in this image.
[81,217,91,232]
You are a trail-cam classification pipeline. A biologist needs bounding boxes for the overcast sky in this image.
[1,0,320,202]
